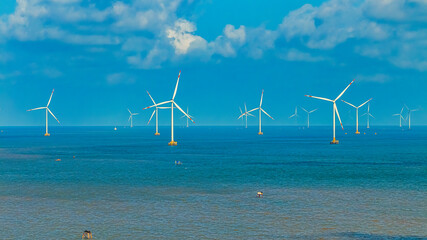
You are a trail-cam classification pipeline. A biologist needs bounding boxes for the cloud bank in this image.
[0,0,426,71]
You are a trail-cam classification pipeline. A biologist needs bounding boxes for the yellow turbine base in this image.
[258,132,263,135]
[168,141,177,146]
[355,131,360,134]
[330,138,339,144]
[154,133,160,136]
[44,133,50,136]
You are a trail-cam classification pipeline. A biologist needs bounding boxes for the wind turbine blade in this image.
[361,113,367,116]
[309,109,318,113]
[289,114,296,119]
[358,98,372,108]
[299,106,308,113]
[341,100,357,108]
[157,107,171,109]
[392,114,400,116]
[147,110,155,125]
[335,105,344,130]
[261,108,274,120]
[47,108,60,124]
[172,71,181,100]
[305,95,333,102]
[47,89,54,107]
[133,113,139,115]
[128,109,132,114]
[404,104,409,110]
[369,113,375,119]
[128,116,131,121]
[239,107,243,114]
[146,91,156,105]
[174,102,194,123]
[244,103,247,112]
[238,113,245,119]
[400,107,404,114]
[143,100,172,110]
[247,112,255,117]
[27,107,46,111]
[247,108,259,113]
[334,79,354,101]
[260,90,264,107]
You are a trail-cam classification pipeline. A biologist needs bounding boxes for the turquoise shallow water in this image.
[0,126,426,239]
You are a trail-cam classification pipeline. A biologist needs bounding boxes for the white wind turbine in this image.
[27,89,60,136]
[305,79,354,144]
[404,105,419,130]
[245,90,274,135]
[289,106,299,122]
[238,103,254,128]
[128,109,139,128]
[180,107,193,128]
[341,98,372,134]
[146,91,170,135]
[361,103,374,129]
[300,107,317,128]
[392,107,406,128]
[142,71,194,146]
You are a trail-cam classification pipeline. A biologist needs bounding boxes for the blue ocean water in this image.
[0,126,426,239]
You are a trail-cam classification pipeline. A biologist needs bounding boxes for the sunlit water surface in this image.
[0,126,426,239]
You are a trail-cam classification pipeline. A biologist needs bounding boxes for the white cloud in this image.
[166,19,208,55]
[245,27,277,59]
[279,49,325,62]
[279,0,391,50]
[0,0,426,72]
[106,72,135,85]
[211,25,246,57]
[357,74,391,83]
[279,4,316,41]
[223,25,246,44]
[278,0,426,71]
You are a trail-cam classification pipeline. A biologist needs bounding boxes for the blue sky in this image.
[0,0,426,126]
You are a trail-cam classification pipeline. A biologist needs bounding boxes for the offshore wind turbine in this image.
[361,103,374,128]
[180,107,193,128]
[393,107,406,127]
[289,106,299,122]
[341,98,372,134]
[27,89,60,136]
[146,91,170,135]
[142,71,194,146]
[128,109,139,128]
[300,107,317,128]
[404,105,419,130]
[245,90,274,135]
[305,79,354,144]
[238,103,254,128]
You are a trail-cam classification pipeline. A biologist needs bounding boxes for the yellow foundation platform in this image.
[355,131,360,134]
[258,132,263,135]
[155,133,160,136]
[330,138,339,144]
[168,141,177,146]
[44,133,50,136]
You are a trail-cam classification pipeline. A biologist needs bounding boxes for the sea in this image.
[0,126,426,239]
